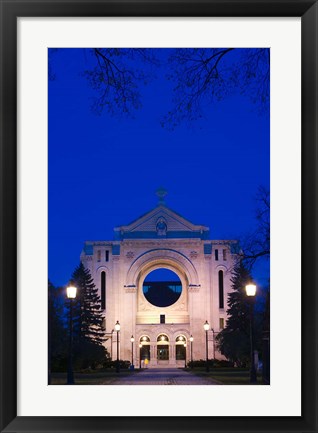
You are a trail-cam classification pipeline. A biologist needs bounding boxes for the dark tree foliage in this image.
[48,280,67,372]
[241,186,270,269]
[49,48,269,126]
[72,338,107,370]
[49,48,158,117]
[70,262,106,346]
[161,48,269,128]
[226,261,252,334]
[216,261,262,366]
[84,48,158,117]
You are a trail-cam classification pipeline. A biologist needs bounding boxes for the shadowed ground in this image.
[108,368,221,385]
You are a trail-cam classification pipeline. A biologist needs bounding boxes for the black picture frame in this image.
[0,1,317,432]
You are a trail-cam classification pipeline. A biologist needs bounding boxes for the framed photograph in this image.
[0,1,317,432]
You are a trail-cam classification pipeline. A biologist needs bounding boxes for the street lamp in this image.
[204,320,210,372]
[130,335,135,368]
[189,335,194,368]
[114,320,120,373]
[246,283,257,383]
[184,342,187,368]
[139,343,142,369]
[66,285,77,385]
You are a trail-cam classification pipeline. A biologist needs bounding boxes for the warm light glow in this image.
[142,336,147,341]
[204,320,210,331]
[189,335,194,342]
[66,285,77,299]
[130,335,135,343]
[184,343,187,347]
[114,320,120,332]
[246,284,257,297]
[161,335,165,341]
[139,343,142,348]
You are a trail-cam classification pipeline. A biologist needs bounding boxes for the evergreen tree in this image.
[48,280,67,373]
[70,262,106,346]
[226,261,252,335]
[216,260,258,366]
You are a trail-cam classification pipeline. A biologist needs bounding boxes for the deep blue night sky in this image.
[48,48,270,289]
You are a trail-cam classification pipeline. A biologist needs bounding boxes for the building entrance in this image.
[157,334,170,362]
[157,345,169,360]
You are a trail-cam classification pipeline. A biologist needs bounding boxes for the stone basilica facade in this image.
[80,192,239,368]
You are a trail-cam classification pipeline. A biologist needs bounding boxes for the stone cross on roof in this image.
[156,187,167,205]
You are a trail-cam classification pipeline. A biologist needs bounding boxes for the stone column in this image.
[169,343,175,365]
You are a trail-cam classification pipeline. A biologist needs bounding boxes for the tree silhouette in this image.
[70,262,106,346]
[49,48,269,126]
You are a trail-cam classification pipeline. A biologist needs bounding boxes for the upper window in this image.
[215,249,219,261]
[105,250,109,262]
[223,249,227,261]
[97,250,101,262]
[101,271,106,310]
[218,270,224,309]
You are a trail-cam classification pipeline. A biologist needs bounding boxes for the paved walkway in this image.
[108,368,221,385]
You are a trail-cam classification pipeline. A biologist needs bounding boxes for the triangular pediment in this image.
[114,205,209,240]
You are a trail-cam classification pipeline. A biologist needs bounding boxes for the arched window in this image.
[157,334,169,360]
[218,270,224,309]
[175,335,187,360]
[101,271,106,310]
[139,336,150,361]
[143,269,182,307]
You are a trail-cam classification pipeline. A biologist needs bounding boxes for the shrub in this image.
[187,359,234,368]
[102,359,131,370]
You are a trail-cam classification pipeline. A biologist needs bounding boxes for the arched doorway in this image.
[175,335,187,361]
[157,334,169,363]
[139,336,151,366]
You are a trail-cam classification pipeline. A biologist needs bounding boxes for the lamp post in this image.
[130,335,135,368]
[204,320,210,372]
[189,335,194,368]
[184,342,187,368]
[114,320,120,373]
[66,285,77,385]
[246,284,257,384]
[139,343,142,369]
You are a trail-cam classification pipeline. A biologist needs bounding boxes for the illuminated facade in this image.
[80,192,239,367]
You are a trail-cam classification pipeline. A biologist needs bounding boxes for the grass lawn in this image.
[50,369,141,385]
[187,368,263,385]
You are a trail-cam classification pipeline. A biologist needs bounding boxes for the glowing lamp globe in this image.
[66,285,77,299]
[246,284,257,297]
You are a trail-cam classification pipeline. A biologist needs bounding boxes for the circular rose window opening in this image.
[143,269,182,307]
